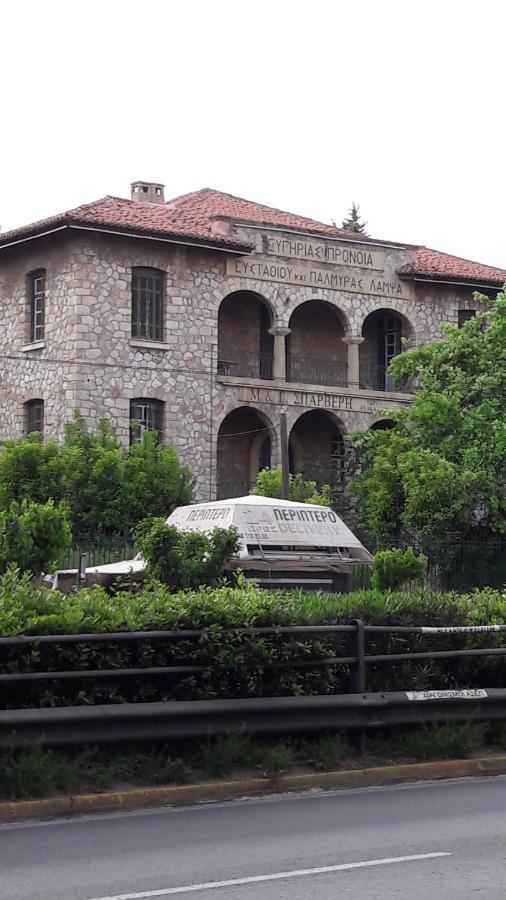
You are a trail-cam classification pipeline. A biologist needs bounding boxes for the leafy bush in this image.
[251,466,331,506]
[0,414,193,538]
[0,571,504,710]
[0,501,71,575]
[351,291,506,542]
[135,520,240,589]
[371,547,427,590]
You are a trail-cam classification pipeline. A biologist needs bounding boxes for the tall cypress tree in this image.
[341,202,368,235]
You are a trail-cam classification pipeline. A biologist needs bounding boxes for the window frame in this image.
[131,267,164,342]
[28,269,46,343]
[130,398,164,443]
[24,399,44,435]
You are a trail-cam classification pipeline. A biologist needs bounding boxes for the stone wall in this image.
[0,227,492,501]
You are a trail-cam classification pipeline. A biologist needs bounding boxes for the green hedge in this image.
[0,569,504,709]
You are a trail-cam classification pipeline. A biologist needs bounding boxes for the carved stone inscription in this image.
[238,385,408,413]
[227,256,411,300]
[262,234,385,271]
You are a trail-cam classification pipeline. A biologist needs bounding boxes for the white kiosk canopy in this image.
[166,495,371,563]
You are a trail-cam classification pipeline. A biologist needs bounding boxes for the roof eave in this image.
[398,271,505,290]
[0,219,253,255]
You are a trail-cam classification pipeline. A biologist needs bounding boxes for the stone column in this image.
[269,327,291,381]
[343,336,364,389]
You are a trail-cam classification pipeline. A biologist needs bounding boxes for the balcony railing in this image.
[217,349,273,380]
[286,355,348,387]
[360,365,414,393]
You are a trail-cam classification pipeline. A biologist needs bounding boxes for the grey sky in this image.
[2,0,505,267]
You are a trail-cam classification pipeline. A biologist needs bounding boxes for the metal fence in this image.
[349,538,506,592]
[60,538,135,570]
[0,621,505,748]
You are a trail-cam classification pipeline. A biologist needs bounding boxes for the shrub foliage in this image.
[371,547,427,590]
[0,501,71,575]
[0,571,504,710]
[135,520,240,589]
[0,414,193,538]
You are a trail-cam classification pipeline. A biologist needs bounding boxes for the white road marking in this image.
[85,851,451,899]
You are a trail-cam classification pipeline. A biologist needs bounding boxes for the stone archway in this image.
[286,300,349,387]
[216,407,274,499]
[217,291,274,380]
[289,409,346,492]
[370,418,395,431]
[360,308,415,391]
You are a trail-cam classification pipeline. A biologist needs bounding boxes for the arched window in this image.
[130,398,164,443]
[27,270,46,343]
[24,399,44,435]
[131,268,164,341]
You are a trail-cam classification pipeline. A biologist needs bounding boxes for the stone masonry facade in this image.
[0,184,501,501]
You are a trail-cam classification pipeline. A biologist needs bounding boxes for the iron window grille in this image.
[24,399,44,435]
[29,271,46,342]
[131,268,164,341]
[130,398,164,443]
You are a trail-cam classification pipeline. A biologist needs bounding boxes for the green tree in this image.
[341,202,368,235]
[351,291,506,543]
[135,519,239,589]
[251,466,331,506]
[0,500,71,575]
[0,413,193,538]
[371,547,427,590]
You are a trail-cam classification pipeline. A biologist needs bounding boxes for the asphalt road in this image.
[2,777,506,899]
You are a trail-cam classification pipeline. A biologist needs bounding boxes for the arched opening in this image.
[289,410,345,493]
[370,418,395,431]
[360,309,414,391]
[217,291,274,380]
[217,407,273,499]
[286,300,348,386]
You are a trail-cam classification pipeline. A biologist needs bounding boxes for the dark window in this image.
[458,309,476,328]
[258,436,271,472]
[130,398,164,443]
[29,270,45,342]
[24,399,44,435]
[131,268,164,341]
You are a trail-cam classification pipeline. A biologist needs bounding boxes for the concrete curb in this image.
[2,754,506,824]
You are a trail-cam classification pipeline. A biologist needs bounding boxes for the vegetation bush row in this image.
[0,570,504,709]
[0,722,495,800]
[0,414,193,538]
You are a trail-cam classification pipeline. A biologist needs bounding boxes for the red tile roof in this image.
[165,188,350,237]
[0,188,350,253]
[1,186,505,286]
[397,247,506,286]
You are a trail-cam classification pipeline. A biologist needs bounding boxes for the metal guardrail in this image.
[0,621,505,748]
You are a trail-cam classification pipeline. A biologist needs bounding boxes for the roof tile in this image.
[1,187,505,286]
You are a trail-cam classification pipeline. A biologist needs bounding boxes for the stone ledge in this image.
[129,339,173,351]
[19,341,45,352]
[215,374,414,403]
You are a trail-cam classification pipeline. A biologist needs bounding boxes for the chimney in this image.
[131,181,165,204]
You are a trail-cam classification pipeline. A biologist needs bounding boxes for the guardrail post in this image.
[350,619,366,754]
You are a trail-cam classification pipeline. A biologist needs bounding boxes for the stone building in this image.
[1,181,505,501]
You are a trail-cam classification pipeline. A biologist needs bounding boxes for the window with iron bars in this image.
[130,398,164,443]
[131,268,164,341]
[29,270,46,342]
[24,399,44,435]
